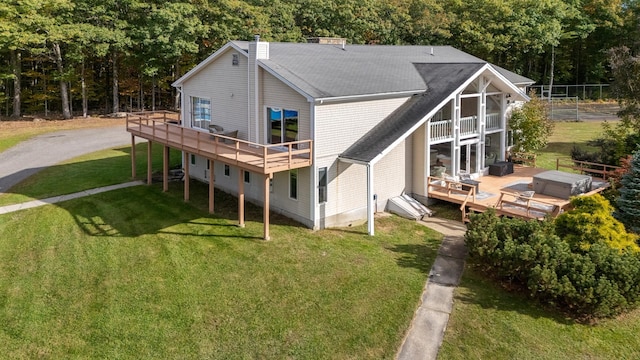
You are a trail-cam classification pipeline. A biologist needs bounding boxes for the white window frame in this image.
[191,96,211,130]
[318,167,327,203]
[266,106,299,147]
[289,169,298,200]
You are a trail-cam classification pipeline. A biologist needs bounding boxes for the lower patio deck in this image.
[427,165,610,221]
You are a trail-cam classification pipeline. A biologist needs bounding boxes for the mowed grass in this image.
[536,120,613,169]
[439,269,640,359]
[441,119,640,359]
[0,184,440,358]
[0,143,181,206]
[0,144,441,358]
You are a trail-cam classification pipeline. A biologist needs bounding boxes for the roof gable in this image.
[172,41,249,87]
[339,63,486,163]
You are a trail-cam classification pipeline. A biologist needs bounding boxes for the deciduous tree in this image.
[508,93,554,153]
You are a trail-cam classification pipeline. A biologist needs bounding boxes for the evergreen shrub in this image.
[465,209,640,319]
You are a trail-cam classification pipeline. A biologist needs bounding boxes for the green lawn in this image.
[441,119,640,359]
[536,120,612,169]
[0,145,441,358]
[439,269,640,359]
[0,143,181,206]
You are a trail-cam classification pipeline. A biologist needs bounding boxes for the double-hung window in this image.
[267,107,298,148]
[192,97,211,130]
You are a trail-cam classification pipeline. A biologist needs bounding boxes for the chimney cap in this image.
[254,34,260,42]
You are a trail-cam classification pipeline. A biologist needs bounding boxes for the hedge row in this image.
[465,209,640,319]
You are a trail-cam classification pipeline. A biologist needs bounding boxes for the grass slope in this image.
[439,269,640,359]
[0,143,181,206]
[441,120,639,360]
[0,181,441,359]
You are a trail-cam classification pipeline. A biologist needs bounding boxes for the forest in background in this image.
[1,0,639,118]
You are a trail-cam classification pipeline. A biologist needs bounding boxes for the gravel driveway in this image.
[0,126,134,193]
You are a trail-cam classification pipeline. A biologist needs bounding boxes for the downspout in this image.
[367,163,374,236]
[247,52,251,142]
[254,40,260,144]
[310,100,317,229]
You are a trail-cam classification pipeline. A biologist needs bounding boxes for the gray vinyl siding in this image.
[181,48,249,139]
[312,97,410,227]
[260,70,311,145]
[185,156,313,227]
[314,97,410,158]
[375,138,412,212]
[256,70,313,221]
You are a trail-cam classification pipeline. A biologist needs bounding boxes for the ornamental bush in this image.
[465,209,640,319]
[555,194,639,252]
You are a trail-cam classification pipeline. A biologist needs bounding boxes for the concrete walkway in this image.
[397,217,468,360]
[0,181,144,215]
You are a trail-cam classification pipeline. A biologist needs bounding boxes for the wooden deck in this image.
[428,165,610,221]
[126,111,313,175]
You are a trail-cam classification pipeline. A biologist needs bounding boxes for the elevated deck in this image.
[126,111,312,175]
[428,165,610,221]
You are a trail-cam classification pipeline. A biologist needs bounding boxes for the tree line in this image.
[1,0,639,119]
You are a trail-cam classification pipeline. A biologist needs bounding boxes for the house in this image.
[127,36,533,239]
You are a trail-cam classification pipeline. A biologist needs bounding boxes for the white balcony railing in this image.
[430,119,453,141]
[486,113,501,131]
[430,113,501,141]
[460,115,478,136]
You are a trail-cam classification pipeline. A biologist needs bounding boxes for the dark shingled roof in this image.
[339,63,486,163]
[261,43,530,99]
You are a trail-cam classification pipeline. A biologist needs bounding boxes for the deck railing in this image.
[460,115,478,136]
[430,119,453,141]
[495,191,561,219]
[126,112,313,174]
[556,157,621,180]
[486,113,501,130]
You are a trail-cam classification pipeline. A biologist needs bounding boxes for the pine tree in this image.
[616,150,640,234]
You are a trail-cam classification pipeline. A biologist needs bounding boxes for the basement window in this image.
[289,169,298,200]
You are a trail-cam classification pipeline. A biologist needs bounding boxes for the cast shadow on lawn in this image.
[57,181,305,240]
[2,143,305,240]
[454,268,576,325]
[388,242,441,275]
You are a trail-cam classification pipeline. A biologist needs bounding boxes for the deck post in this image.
[263,174,271,240]
[238,169,245,227]
[209,160,214,213]
[131,134,136,178]
[184,152,190,202]
[147,141,153,185]
[163,145,169,192]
